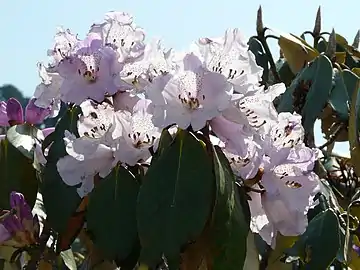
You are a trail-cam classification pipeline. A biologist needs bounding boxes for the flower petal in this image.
[6,98,24,125]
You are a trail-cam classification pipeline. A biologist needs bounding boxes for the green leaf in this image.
[277,60,295,87]
[349,77,360,176]
[41,106,82,233]
[248,37,269,83]
[209,145,249,269]
[278,33,319,74]
[286,209,341,269]
[277,55,333,126]
[60,249,77,270]
[328,70,350,121]
[343,70,360,104]
[0,139,38,209]
[6,123,44,160]
[151,128,173,165]
[137,129,214,268]
[316,40,327,53]
[276,59,318,114]
[86,166,140,264]
[301,55,333,132]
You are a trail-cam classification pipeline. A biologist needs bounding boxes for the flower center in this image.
[77,53,101,83]
[178,92,205,110]
[177,71,206,111]
[272,122,301,147]
[128,132,156,148]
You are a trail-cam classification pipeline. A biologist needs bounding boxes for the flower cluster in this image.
[29,11,321,247]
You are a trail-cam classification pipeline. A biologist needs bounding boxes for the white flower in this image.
[56,100,120,197]
[114,98,160,165]
[89,11,145,61]
[57,130,117,198]
[147,53,233,131]
[33,63,63,117]
[222,83,286,133]
[47,27,80,65]
[114,39,175,92]
[196,28,263,93]
[77,99,117,139]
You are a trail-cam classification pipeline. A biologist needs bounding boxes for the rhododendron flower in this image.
[147,53,232,131]
[196,28,263,93]
[57,100,119,197]
[89,11,145,61]
[57,130,118,197]
[248,146,320,247]
[114,40,175,91]
[113,98,160,165]
[47,27,80,65]
[57,33,119,104]
[221,83,286,132]
[242,113,320,246]
[0,98,51,127]
[33,63,63,117]
[0,192,40,247]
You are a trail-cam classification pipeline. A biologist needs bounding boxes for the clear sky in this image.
[0,0,357,156]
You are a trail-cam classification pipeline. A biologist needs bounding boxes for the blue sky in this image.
[0,0,357,155]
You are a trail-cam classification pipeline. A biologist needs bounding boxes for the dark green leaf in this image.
[209,145,249,270]
[151,129,173,165]
[277,60,295,87]
[86,166,140,263]
[276,62,315,114]
[301,55,333,132]
[286,209,340,269]
[316,40,327,53]
[277,55,333,127]
[343,70,360,103]
[137,130,214,268]
[0,139,38,209]
[41,106,82,233]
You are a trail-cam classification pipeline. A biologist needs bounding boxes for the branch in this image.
[318,122,345,150]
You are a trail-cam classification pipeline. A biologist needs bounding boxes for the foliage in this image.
[0,5,360,270]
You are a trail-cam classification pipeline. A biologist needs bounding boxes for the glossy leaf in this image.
[343,70,360,102]
[137,129,214,268]
[328,70,350,121]
[301,55,333,132]
[6,123,44,160]
[278,33,319,74]
[86,165,140,264]
[151,128,173,165]
[277,60,295,87]
[286,209,341,269]
[208,145,249,269]
[276,55,333,122]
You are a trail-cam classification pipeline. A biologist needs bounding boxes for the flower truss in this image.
[5,11,323,250]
